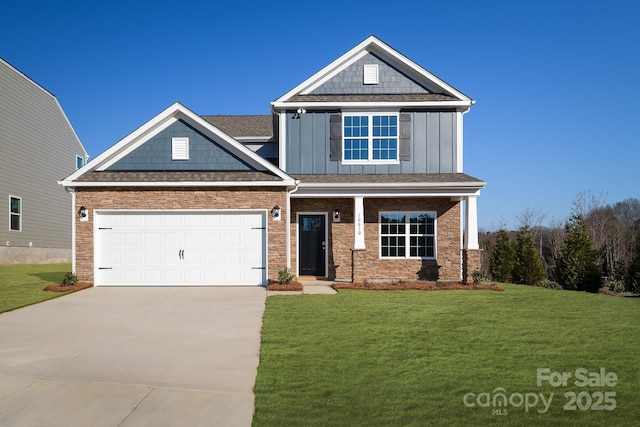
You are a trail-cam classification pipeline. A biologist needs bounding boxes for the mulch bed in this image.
[266,280,304,291]
[332,281,504,291]
[43,282,93,292]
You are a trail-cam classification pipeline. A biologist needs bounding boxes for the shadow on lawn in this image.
[29,271,67,283]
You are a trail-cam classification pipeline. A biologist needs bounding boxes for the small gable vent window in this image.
[172,137,189,160]
[363,64,379,85]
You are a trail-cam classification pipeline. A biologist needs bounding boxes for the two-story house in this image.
[1,57,88,264]
[60,36,485,286]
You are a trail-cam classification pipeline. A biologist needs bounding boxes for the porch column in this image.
[464,195,479,250]
[354,196,365,249]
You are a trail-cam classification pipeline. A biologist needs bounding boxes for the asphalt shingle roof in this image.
[76,171,283,183]
[201,115,273,138]
[286,94,461,103]
[292,173,485,185]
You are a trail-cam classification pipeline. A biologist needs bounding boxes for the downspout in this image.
[286,180,301,270]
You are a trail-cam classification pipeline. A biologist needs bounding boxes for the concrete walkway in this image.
[0,287,266,427]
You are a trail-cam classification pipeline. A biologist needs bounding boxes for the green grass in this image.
[253,285,639,426]
[0,263,73,313]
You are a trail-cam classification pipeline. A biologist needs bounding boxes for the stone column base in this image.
[352,249,367,283]
[462,249,483,283]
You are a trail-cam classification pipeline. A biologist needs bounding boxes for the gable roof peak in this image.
[273,36,472,107]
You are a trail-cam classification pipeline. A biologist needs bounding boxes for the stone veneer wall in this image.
[291,197,462,282]
[462,249,483,283]
[74,187,287,284]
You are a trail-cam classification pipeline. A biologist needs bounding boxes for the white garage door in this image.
[94,211,267,286]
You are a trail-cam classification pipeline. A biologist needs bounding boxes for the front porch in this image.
[288,195,481,283]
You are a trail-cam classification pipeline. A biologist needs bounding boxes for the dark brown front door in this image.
[299,214,326,276]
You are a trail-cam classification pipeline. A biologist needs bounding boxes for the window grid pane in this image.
[344,114,398,162]
[381,212,435,259]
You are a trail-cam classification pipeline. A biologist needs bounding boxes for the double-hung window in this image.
[380,212,436,258]
[9,196,21,232]
[343,113,398,163]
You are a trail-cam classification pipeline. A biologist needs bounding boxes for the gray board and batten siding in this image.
[0,58,86,256]
[285,110,457,175]
[106,119,254,172]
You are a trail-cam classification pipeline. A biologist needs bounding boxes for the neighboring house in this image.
[1,57,87,264]
[60,36,485,286]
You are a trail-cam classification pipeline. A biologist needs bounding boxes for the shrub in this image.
[277,267,295,284]
[607,279,626,294]
[471,270,486,284]
[61,272,78,286]
[536,280,563,290]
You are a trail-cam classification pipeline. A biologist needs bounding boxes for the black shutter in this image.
[330,114,342,161]
[399,113,411,161]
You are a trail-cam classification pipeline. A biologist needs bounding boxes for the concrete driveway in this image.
[0,287,266,427]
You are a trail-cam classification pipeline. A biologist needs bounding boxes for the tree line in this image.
[479,194,640,293]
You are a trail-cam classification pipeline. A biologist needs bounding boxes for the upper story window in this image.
[379,211,436,259]
[343,113,398,164]
[172,137,189,160]
[9,196,21,232]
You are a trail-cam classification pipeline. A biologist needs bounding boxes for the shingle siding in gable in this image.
[309,52,431,95]
[106,120,254,171]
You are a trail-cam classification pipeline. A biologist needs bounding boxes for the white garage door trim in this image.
[94,209,268,287]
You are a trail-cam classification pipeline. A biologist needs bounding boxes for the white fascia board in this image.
[62,102,294,184]
[60,180,297,188]
[272,100,473,110]
[273,35,472,104]
[274,39,374,102]
[298,181,485,189]
[63,102,186,182]
[291,189,483,198]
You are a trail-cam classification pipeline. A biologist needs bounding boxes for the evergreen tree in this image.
[490,229,516,282]
[555,214,602,292]
[625,219,640,293]
[513,225,546,285]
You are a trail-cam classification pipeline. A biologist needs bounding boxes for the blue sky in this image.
[2,0,638,230]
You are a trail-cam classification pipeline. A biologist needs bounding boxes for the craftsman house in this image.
[60,36,485,286]
[1,57,87,263]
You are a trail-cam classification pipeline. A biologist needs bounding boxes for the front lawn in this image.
[254,284,639,426]
[0,263,73,313]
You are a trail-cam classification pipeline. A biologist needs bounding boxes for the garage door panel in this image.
[95,211,266,286]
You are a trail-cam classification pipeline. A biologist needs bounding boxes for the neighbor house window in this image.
[9,196,21,231]
[76,155,84,169]
[379,212,436,258]
[343,113,398,163]
[172,137,189,160]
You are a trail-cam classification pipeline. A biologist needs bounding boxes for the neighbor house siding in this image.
[107,120,253,171]
[74,187,287,284]
[0,59,86,257]
[285,111,457,174]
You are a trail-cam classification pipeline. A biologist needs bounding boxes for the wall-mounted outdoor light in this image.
[271,205,281,221]
[78,205,89,222]
[293,107,306,119]
[333,208,341,223]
